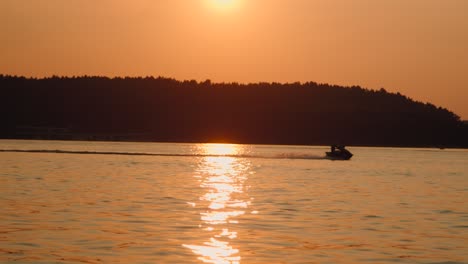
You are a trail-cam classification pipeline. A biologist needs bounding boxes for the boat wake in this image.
[0,149,327,160]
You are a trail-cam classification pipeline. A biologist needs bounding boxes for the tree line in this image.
[0,75,466,147]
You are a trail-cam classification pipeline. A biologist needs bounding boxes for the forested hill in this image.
[1,75,466,147]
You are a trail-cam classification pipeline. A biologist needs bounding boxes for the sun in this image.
[214,0,235,6]
[208,0,240,11]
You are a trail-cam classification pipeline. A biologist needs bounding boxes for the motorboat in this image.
[325,145,353,160]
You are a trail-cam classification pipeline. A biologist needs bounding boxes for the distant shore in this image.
[1,75,467,148]
[1,137,466,149]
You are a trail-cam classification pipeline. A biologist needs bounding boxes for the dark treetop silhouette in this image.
[1,75,466,147]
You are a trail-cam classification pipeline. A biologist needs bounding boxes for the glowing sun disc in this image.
[209,0,239,10]
[215,0,234,5]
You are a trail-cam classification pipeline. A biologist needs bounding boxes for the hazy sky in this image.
[1,0,467,118]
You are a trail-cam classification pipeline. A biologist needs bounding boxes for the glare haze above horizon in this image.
[1,0,467,118]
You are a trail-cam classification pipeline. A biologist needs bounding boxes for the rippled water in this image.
[0,140,467,264]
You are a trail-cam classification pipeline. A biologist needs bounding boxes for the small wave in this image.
[0,149,327,160]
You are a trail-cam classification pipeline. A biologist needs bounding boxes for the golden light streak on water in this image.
[184,144,251,264]
[184,238,241,264]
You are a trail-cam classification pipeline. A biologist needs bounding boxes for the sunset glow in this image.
[1,0,467,118]
[1,0,467,260]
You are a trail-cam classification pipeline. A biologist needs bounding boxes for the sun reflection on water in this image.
[183,144,252,264]
[203,143,240,156]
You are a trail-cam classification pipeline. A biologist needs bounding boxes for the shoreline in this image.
[1,137,466,149]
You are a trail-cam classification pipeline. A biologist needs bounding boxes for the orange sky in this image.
[1,0,467,118]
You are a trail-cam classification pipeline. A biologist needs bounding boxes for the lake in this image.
[0,140,467,264]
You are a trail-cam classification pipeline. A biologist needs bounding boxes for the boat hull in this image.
[325,151,353,160]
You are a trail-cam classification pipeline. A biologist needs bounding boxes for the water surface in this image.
[1,140,467,263]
